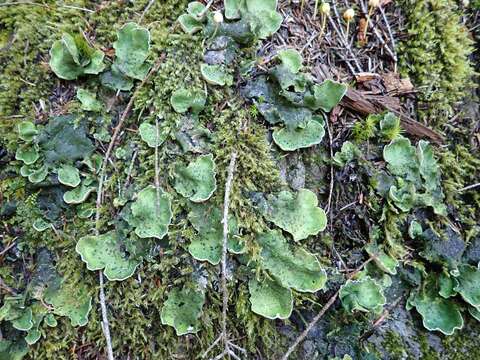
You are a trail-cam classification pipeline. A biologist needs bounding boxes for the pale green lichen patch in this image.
[187,203,243,265]
[160,286,205,336]
[339,277,386,314]
[407,276,464,335]
[381,136,446,215]
[232,0,283,39]
[138,122,168,148]
[170,87,206,114]
[276,49,303,74]
[44,277,92,327]
[57,164,81,187]
[248,278,293,319]
[365,243,399,275]
[257,229,327,292]
[453,264,480,308]
[63,181,96,204]
[272,116,325,151]
[49,33,105,80]
[305,79,348,112]
[200,63,233,86]
[17,121,38,142]
[128,185,172,240]
[76,88,102,112]
[15,147,39,165]
[76,231,141,281]
[261,188,327,241]
[177,1,207,34]
[112,22,151,80]
[173,154,217,202]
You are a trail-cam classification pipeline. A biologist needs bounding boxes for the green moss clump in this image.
[398,0,475,127]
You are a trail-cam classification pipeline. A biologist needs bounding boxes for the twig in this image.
[197,0,214,19]
[359,0,396,63]
[98,271,114,360]
[93,59,162,360]
[459,183,480,192]
[0,240,16,257]
[281,257,373,360]
[327,11,363,73]
[202,151,245,360]
[325,116,334,214]
[221,151,237,344]
[60,4,94,13]
[378,5,397,68]
[359,296,403,341]
[154,116,161,213]
[0,276,17,295]
[139,0,155,23]
[123,150,138,189]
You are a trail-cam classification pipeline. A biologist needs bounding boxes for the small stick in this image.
[281,258,373,360]
[93,59,162,360]
[325,115,334,214]
[139,0,155,23]
[0,276,17,295]
[221,151,238,349]
[459,183,480,192]
[154,116,161,213]
[202,150,239,360]
[0,240,16,257]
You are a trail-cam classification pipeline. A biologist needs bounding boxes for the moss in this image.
[381,331,408,359]
[398,0,475,127]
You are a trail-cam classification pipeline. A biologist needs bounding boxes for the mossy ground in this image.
[1,1,480,359]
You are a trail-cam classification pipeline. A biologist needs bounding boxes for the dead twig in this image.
[325,115,334,215]
[0,240,16,257]
[0,276,17,295]
[93,59,162,360]
[281,257,373,360]
[202,151,246,360]
[139,0,155,23]
[459,183,480,192]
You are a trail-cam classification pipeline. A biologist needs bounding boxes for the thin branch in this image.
[93,59,162,360]
[0,240,16,257]
[325,116,334,214]
[202,150,240,360]
[281,257,373,360]
[0,276,17,295]
[139,0,155,23]
[154,116,161,213]
[98,271,114,360]
[221,151,238,346]
[459,183,480,192]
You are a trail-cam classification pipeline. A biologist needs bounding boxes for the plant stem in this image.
[363,7,374,41]
[317,13,327,45]
[346,20,350,43]
[314,0,319,19]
